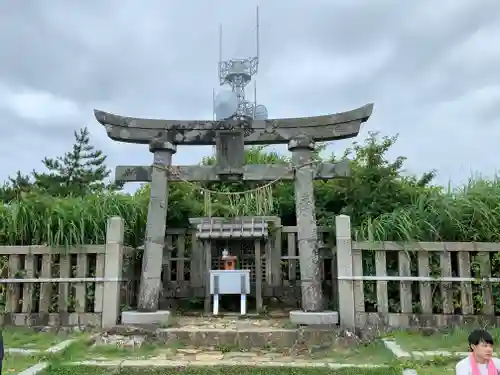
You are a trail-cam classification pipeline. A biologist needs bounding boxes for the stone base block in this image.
[156,327,334,350]
[121,310,171,325]
[289,310,339,325]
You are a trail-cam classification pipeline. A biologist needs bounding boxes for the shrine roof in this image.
[189,217,270,240]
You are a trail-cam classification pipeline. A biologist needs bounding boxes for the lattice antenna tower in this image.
[213,6,268,121]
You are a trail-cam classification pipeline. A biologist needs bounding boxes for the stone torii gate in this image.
[94,103,373,323]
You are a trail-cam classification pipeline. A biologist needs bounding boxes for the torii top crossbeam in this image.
[94,103,373,146]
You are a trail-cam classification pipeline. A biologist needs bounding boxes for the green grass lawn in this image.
[390,327,500,352]
[39,365,403,375]
[1,325,480,375]
[418,367,455,375]
[312,340,397,364]
[2,353,45,373]
[413,357,459,375]
[60,339,171,361]
[3,326,74,350]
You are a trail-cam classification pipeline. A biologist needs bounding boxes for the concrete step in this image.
[156,327,336,350]
[109,315,340,350]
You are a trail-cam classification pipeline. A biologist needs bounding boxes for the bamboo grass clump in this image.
[0,193,148,247]
[357,176,500,242]
[1,175,500,247]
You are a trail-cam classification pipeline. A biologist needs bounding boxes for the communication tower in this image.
[213,6,268,121]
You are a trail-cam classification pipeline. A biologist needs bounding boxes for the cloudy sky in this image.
[1,0,499,190]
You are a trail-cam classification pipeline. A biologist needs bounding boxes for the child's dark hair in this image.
[468,330,494,351]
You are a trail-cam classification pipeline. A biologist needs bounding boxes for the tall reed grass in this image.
[0,193,148,247]
[2,176,499,247]
[357,176,500,242]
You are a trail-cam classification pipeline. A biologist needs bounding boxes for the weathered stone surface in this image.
[18,362,49,375]
[154,327,340,350]
[138,144,176,311]
[289,311,339,325]
[94,103,373,145]
[121,310,171,325]
[5,348,41,354]
[172,315,288,329]
[195,352,224,361]
[223,352,258,358]
[289,134,315,150]
[355,311,500,329]
[115,161,351,183]
[46,339,78,353]
[149,140,175,153]
[215,130,245,178]
[289,140,323,311]
[71,359,381,368]
[0,312,102,327]
[95,333,146,348]
[177,348,200,355]
[79,316,394,367]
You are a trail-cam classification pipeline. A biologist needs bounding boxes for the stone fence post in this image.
[101,216,124,328]
[336,215,355,329]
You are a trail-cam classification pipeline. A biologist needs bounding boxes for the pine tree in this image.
[33,127,121,197]
[0,171,34,202]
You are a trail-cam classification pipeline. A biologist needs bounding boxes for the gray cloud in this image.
[1,0,499,189]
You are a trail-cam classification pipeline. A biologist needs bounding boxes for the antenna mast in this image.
[218,24,223,68]
[213,6,268,121]
[256,6,260,64]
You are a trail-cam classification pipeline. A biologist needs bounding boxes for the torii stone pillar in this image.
[289,136,323,312]
[137,139,176,313]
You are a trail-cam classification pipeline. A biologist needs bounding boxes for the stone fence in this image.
[1,215,500,329]
[336,214,500,329]
[0,217,125,328]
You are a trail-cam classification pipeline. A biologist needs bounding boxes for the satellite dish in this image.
[254,104,268,120]
[214,90,238,120]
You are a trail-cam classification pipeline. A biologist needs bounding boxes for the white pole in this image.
[213,294,219,315]
[240,294,246,315]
